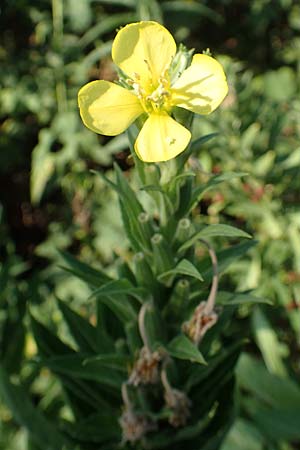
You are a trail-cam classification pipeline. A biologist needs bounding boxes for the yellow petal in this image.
[112,21,176,87]
[171,54,228,115]
[78,80,143,136]
[135,112,191,162]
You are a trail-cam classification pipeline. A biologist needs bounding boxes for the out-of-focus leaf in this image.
[40,354,126,389]
[190,133,219,153]
[57,299,102,353]
[0,365,69,449]
[30,315,74,357]
[79,13,137,47]
[30,129,55,205]
[161,1,223,24]
[188,172,248,213]
[221,419,264,450]
[237,353,300,409]
[93,0,134,6]
[264,67,296,101]
[59,251,111,287]
[137,0,162,22]
[252,307,287,376]
[244,397,300,441]
[67,0,92,32]
[217,291,272,306]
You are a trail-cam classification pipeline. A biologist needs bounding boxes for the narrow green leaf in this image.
[83,353,130,371]
[89,278,146,301]
[244,397,300,441]
[198,240,257,281]
[78,13,136,48]
[114,163,144,217]
[198,224,252,239]
[90,280,138,322]
[221,419,264,450]
[179,224,251,253]
[40,354,125,389]
[237,353,300,410]
[158,259,203,283]
[57,299,100,353]
[96,295,136,323]
[30,130,55,205]
[0,364,69,449]
[167,335,207,365]
[59,251,111,288]
[161,1,223,24]
[30,314,74,357]
[252,307,287,376]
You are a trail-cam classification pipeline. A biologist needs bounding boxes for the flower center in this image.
[127,69,172,115]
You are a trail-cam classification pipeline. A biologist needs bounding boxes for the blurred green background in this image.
[1,0,300,449]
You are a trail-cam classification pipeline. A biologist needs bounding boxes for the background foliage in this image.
[1,0,300,449]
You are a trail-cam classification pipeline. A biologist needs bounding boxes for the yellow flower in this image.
[78,21,228,163]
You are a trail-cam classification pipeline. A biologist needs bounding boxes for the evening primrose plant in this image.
[8,20,269,450]
[78,21,228,162]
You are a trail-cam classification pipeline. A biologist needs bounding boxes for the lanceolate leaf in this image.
[39,354,126,389]
[59,251,111,288]
[198,240,257,281]
[178,224,252,253]
[89,278,146,301]
[158,259,203,283]
[57,299,100,353]
[30,314,75,357]
[88,280,141,322]
[167,334,207,365]
[237,354,300,410]
[243,398,300,441]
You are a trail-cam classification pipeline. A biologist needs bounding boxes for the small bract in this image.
[78,21,228,162]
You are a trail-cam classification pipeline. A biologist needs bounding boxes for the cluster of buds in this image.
[183,301,218,345]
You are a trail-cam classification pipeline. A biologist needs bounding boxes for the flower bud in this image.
[151,233,174,275]
[174,218,192,245]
